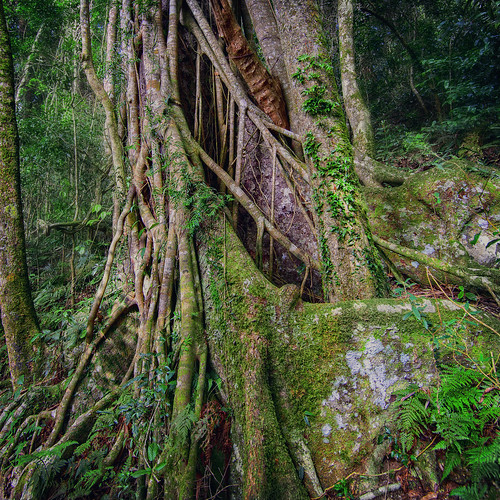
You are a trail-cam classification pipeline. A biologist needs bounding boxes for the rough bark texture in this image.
[244,0,298,131]
[273,0,388,302]
[211,0,289,129]
[0,0,39,386]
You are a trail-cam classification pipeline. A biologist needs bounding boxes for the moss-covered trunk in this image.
[272,0,387,302]
[0,0,39,386]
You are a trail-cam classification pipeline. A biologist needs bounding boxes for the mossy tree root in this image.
[373,234,500,294]
[199,220,317,499]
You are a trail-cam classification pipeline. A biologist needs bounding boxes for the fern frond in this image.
[432,440,448,451]
[170,406,197,446]
[451,481,489,500]
[82,467,105,489]
[466,436,500,466]
[395,392,430,431]
[440,365,482,392]
[74,433,96,456]
[470,461,500,483]
[442,451,462,480]
[16,439,78,467]
[433,411,476,451]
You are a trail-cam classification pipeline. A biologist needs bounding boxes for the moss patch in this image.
[366,164,500,283]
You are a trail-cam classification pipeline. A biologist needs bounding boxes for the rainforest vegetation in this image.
[0,0,499,498]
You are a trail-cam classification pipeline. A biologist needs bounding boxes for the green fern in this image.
[433,411,476,452]
[451,481,490,500]
[170,406,197,447]
[392,386,430,452]
[442,451,461,481]
[389,363,500,497]
[28,455,69,499]
[16,439,78,467]
[74,433,96,456]
[467,436,499,463]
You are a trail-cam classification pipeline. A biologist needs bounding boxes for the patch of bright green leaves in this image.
[386,292,500,499]
[301,85,338,116]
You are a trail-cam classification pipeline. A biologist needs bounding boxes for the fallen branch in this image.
[359,483,401,500]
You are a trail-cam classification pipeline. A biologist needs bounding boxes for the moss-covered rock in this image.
[366,163,499,285]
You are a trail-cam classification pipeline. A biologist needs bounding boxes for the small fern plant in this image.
[390,362,500,499]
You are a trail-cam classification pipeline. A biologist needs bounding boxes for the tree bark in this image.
[0,0,39,386]
[211,0,289,129]
[272,0,387,302]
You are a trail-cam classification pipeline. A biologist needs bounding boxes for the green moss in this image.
[293,54,387,299]
[204,220,500,490]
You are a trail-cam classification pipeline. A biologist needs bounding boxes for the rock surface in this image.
[366,163,500,284]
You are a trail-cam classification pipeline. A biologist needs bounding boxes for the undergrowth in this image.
[386,289,500,499]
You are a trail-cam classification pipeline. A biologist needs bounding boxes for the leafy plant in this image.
[386,291,500,498]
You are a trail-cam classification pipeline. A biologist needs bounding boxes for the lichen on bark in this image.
[0,0,40,386]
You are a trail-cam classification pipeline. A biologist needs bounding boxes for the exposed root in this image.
[373,234,500,294]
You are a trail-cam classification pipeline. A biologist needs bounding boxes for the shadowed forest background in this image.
[0,0,499,498]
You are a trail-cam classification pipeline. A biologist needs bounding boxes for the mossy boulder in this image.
[366,163,500,285]
[270,296,499,490]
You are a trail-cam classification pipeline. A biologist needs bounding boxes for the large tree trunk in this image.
[338,0,378,187]
[272,0,387,302]
[2,1,498,499]
[0,0,39,386]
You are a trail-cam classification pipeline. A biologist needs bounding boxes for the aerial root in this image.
[0,410,53,470]
[86,185,136,343]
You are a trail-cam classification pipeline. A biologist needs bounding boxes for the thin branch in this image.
[86,186,136,343]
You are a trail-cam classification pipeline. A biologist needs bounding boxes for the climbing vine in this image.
[294,54,387,298]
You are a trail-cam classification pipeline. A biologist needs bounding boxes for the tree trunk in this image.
[338,0,378,186]
[0,0,39,387]
[4,1,497,499]
[272,0,387,302]
[338,0,410,188]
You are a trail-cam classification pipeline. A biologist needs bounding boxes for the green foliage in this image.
[169,405,197,448]
[378,425,417,466]
[15,440,78,498]
[185,182,231,236]
[391,364,500,498]
[330,478,355,499]
[166,140,231,236]
[120,362,173,438]
[68,448,114,499]
[354,0,500,157]
[301,84,339,116]
[385,292,500,497]
[295,53,388,297]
